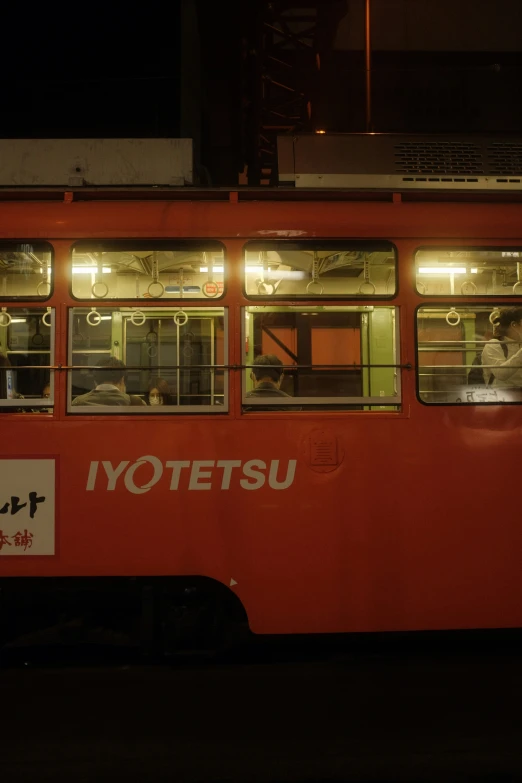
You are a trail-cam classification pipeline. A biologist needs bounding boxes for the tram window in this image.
[417,305,522,404]
[0,242,52,300]
[68,306,228,413]
[416,248,522,297]
[244,241,396,298]
[71,241,225,301]
[0,308,55,411]
[242,306,400,411]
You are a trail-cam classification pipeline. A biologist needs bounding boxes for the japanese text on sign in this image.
[0,459,55,556]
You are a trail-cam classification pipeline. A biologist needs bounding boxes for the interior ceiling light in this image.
[418,267,478,275]
[72,267,111,274]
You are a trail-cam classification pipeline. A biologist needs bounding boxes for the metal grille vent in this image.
[488,142,522,176]
[394,142,484,175]
[279,134,522,190]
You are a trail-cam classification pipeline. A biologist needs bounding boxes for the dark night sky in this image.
[0,3,184,137]
[1,1,521,185]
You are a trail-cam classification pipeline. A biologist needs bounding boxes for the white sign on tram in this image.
[0,459,55,556]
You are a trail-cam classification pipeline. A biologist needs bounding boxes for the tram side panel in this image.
[2,202,522,635]
[2,410,522,635]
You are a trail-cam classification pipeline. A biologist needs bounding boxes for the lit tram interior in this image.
[1,243,522,411]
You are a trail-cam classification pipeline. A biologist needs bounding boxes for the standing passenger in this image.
[482,306,522,390]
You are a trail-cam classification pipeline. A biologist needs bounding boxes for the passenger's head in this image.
[147,377,170,406]
[491,306,522,341]
[93,357,126,391]
[42,383,51,399]
[250,354,284,387]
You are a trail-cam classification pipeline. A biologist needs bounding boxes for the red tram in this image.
[1,136,522,651]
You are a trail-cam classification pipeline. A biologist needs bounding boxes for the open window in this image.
[68,306,227,413]
[242,306,400,411]
[417,304,522,404]
[0,307,54,411]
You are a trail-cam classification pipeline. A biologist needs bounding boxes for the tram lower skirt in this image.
[0,576,248,661]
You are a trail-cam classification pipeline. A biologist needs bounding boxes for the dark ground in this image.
[1,634,522,783]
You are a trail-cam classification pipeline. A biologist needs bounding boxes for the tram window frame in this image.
[241,305,401,411]
[0,307,55,410]
[67,305,229,414]
[243,240,398,300]
[415,246,522,298]
[69,240,227,302]
[416,303,522,406]
[0,241,54,302]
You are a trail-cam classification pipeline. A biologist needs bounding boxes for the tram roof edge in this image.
[278,133,522,192]
[2,188,522,205]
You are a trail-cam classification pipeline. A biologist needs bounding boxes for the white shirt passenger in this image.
[481,337,522,388]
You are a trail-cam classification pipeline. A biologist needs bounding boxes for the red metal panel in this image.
[261,327,297,364]
[0,198,522,243]
[311,327,360,366]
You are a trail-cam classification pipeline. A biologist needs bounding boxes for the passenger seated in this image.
[72,357,134,406]
[147,377,171,406]
[246,354,291,399]
[244,354,300,411]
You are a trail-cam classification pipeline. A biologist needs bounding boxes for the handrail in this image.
[0,362,413,371]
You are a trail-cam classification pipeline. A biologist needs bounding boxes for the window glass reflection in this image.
[0,242,52,300]
[71,242,225,301]
[416,248,522,296]
[244,241,396,298]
